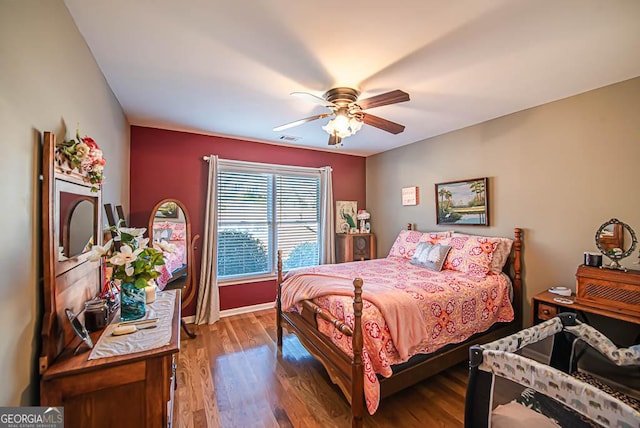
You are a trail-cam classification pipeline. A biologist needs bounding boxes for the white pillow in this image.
[387,230,454,259]
[409,243,452,271]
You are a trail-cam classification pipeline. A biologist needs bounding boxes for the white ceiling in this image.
[64,0,640,156]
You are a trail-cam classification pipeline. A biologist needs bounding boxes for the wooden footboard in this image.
[276,228,523,428]
[276,251,365,426]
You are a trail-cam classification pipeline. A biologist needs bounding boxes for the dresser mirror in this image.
[595,218,638,270]
[55,179,100,275]
[65,199,93,256]
[58,189,97,258]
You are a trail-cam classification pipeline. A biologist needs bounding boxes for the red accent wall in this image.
[129,126,366,315]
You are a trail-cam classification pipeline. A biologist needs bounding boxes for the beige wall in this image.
[367,77,640,323]
[0,1,129,405]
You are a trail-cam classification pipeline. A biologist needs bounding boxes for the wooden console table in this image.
[40,292,181,428]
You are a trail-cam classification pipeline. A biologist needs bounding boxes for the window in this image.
[217,161,321,281]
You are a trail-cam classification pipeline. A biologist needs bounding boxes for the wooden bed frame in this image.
[276,228,523,428]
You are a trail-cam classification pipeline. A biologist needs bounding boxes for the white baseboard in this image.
[220,302,274,318]
[181,302,274,324]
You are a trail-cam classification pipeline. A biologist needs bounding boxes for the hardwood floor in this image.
[176,310,469,427]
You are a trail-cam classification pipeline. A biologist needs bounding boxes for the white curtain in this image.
[195,155,220,324]
[319,166,335,264]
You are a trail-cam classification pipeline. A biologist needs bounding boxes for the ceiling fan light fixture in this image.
[322,120,350,138]
[349,116,363,133]
[322,108,363,139]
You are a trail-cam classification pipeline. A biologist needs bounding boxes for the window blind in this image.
[217,171,271,278]
[276,175,320,271]
[216,164,321,280]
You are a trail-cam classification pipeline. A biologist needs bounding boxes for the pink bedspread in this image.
[155,241,186,290]
[281,257,514,414]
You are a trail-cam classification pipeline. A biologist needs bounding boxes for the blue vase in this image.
[120,282,146,321]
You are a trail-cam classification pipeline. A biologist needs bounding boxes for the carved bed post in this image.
[351,277,364,428]
[513,228,523,329]
[276,250,283,347]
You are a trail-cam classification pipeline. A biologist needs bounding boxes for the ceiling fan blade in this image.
[362,113,405,134]
[328,134,342,146]
[291,92,337,108]
[356,90,409,110]
[273,113,333,132]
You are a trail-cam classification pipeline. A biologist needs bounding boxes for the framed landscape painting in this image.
[435,178,488,226]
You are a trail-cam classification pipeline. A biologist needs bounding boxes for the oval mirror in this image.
[148,199,198,305]
[595,218,637,270]
[149,199,200,339]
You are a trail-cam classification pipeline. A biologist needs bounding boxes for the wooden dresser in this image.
[38,132,180,427]
[40,294,180,427]
[335,233,376,263]
[575,265,640,316]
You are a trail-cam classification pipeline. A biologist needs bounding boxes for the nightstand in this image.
[531,290,640,327]
[335,233,376,263]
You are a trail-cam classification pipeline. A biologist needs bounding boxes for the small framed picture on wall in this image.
[401,186,419,206]
[336,201,357,233]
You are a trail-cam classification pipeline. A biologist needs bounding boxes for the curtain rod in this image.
[201,155,330,174]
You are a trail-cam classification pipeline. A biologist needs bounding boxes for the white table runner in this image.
[88,290,176,360]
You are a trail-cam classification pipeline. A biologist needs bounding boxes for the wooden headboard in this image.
[40,131,102,374]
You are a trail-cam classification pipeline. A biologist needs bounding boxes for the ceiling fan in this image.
[273,87,410,146]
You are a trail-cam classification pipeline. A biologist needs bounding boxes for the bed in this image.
[466,313,640,427]
[276,227,523,427]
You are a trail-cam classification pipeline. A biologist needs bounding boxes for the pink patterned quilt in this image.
[281,257,514,414]
[155,241,186,290]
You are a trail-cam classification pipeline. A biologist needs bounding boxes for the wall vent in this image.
[279,135,301,142]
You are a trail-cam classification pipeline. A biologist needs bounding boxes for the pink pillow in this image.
[439,235,497,277]
[154,221,186,240]
[387,230,453,259]
[452,233,513,273]
[170,223,186,241]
